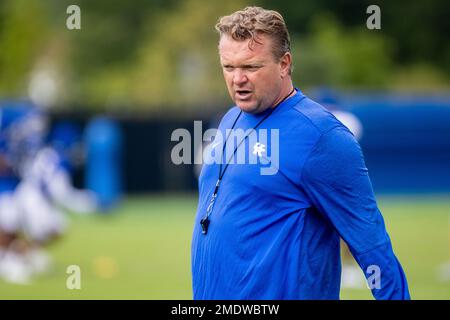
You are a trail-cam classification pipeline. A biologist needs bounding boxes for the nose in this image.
[233,69,248,86]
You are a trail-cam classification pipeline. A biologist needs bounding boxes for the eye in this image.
[245,65,261,72]
[223,66,234,72]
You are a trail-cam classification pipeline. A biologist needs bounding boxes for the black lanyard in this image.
[200,87,296,235]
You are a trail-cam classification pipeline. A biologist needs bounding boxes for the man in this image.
[191,7,410,299]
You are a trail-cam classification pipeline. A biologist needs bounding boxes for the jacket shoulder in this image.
[290,97,344,134]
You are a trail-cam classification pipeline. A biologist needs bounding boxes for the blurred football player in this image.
[0,102,97,284]
[18,122,98,277]
[0,100,48,284]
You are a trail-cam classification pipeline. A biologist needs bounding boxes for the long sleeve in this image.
[301,126,410,300]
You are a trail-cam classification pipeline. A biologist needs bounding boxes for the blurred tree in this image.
[80,0,249,111]
[0,0,51,96]
[261,0,450,76]
[0,0,448,111]
[291,14,394,89]
[50,0,178,109]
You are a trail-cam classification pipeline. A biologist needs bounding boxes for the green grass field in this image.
[0,194,449,299]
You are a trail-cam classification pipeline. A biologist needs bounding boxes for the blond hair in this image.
[215,6,291,66]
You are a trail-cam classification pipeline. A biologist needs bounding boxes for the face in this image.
[218,33,291,114]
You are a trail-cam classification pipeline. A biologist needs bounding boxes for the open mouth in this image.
[235,90,252,99]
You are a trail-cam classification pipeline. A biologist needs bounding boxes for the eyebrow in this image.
[222,62,265,68]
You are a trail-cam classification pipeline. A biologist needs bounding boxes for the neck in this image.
[270,83,295,109]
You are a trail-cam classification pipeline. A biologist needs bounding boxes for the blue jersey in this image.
[191,89,410,300]
[0,102,46,171]
[0,101,46,192]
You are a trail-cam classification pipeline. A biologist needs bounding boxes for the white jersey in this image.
[1,147,96,242]
[22,147,97,213]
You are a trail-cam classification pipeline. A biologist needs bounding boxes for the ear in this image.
[279,52,292,78]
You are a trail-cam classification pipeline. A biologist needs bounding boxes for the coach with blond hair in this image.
[191,6,410,300]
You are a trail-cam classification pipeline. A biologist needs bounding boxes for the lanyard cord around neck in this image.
[200,87,296,235]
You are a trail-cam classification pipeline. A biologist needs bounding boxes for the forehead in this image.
[218,34,273,64]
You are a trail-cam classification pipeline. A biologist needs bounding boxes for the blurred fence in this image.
[342,93,450,193]
[54,92,450,195]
